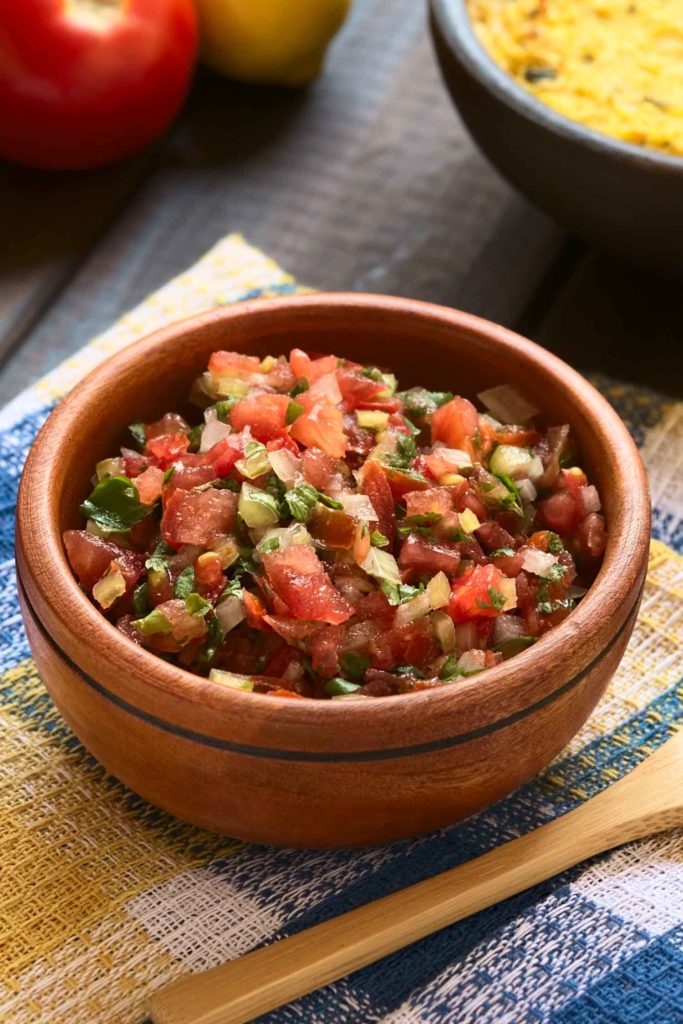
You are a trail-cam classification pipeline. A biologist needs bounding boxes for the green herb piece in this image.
[145,553,169,574]
[132,609,172,636]
[489,547,515,558]
[284,483,319,523]
[220,577,244,601]
[543,562,568,583]
[185,592,211,618]
[197,614,225,665]
[128,421,146,450]
[318,492,343,511]
[290,378,309,398]
[383,433,417,470]
[163,466,176,485]
[439,654,465,681]
[491,473,523,517]
[186,425,203,452]
[324,678,361,697]
[286,401,304,425]
[392,664,426,679]
[492,636,537,659]
[475,585,507,612]
[339,652,369,682]
[360,366,384,382]
[547,532,564,555]
[536,583,575,616]
[174,566,196,599]
[399,388,453,421]
[259,537,281,554]
[132,582,150,618]
[396,512,441,538]
[81,476,153,533]
[370,530,389,548]
[213,399,238,421]
[380,580,424,606]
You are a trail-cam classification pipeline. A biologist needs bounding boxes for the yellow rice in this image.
[468,0,683,157]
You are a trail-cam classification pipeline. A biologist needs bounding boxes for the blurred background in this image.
[1,0,681,406]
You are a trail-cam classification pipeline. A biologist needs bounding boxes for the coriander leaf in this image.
[284,483,319,523]
[547,532,564,555]
[81,476,154,533]
[384,433,417,470]
[439,654,464,681]
[163,466,176,485]
[370,530,389,548]
[259,537,280,553]
[221,578,244,600]
[543,562,568,583]
[145,554,169,574]
[489,547,515,558]
[174,565,196,599]
[380,580,424,606]
[128,421,146,450]
[213,399,239,422]
[186,425,203,451]
[475,585,507,612]
[132,582,150,618]
[396,512,441,538]
[399,388,453,421]
[318,492,343,511]
[491,473,523,516]
[196,614,225,665]
[324,677,361,696]
[185,592,211,617]
[290,378,309,398]
[392,664,426,679]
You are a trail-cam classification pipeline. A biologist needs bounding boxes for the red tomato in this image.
[63,531,144,592]
[336,366,385,409]
[404,487,454,518]
[208,351,262,377]
[135,466,165,505]
[360,461,396,542]
[243,590,269,631]
[576,512,607,560]
[300,448,339,489]
[448,564,509,622]
[290,401,347,459]
[0,0,197,170]
[230,393,291,442]
[161,489,237,549]
[202,436,246,477]
[194,552,223,591]
[146,433,190,469]
[262,546,354,625]
[398,535,461,575]
[289,349,338,383]
[537,491,579,534]
[431,397,478,454]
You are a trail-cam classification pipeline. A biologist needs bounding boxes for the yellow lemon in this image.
[195,0,352,86]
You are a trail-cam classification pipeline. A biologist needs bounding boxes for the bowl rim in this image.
[430,0,683,173]
[17,293,650,758]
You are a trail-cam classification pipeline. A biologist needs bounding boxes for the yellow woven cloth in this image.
[1,236,682,1024]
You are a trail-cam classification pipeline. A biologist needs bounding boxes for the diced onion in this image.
[209,668,253,691]
[433,610,456,653]
[458,509,481,534]
[477,385,538,425]
[92,567,126,609]
[268,448,300,487]
[216,594,246,633]
[360,547,401,584]
[96,457,124,480]
[518,478,537,502]
[528,455,544,481]
[394,590,431,627]
[431,445,472,469]
[339,493,378,522]
[577,484,602,516]
[520,548,558,577]
[200,412,232,453]
[455,621,478,651]
[308,372,342,405]
[255,524,313,555]
[427,572,451,609]
[457,649,486,674]
[492,614,526,646]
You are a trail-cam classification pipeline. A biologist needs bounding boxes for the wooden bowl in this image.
[16,294,650,847]
[429,0,683,274]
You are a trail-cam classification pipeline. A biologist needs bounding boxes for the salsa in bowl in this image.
[16,295,647,845]
[65,347,606,700]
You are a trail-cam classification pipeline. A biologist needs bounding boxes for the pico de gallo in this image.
[64,348,607,700]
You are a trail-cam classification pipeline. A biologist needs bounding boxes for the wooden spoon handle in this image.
[148,735,683,1024]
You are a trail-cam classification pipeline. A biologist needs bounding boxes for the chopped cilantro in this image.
[490,546,515,558]
[174,565,196,599]
[213,399,238,421]
[439,654,464,681]
[318,492,343,511]
[163,466,176,485]
[284,483,319,523]
[380,580,424,606]
[370,530,389,548]
[128,421,146,450]
[145,554,169,574]
[286,401,304,425]
[325,677,361,696]
[196,614,225,665]
[290,378,309,398]
[536,583,575,616]
[132,582,150,618]
[547,532,564,555]
[543,562,568,583]
[492,473,523,517]
[383,433,417,470]
[185,592,211,617]
[400,388,453,421]
[397,512,441,538]
[81,476,154,533]
[392,664,426,679]
[259,537,281,553]
[475,585,507,612]
[220,578,244,601]
[360,366,384,382]
[131,608,171,636]
[186,424,202,451]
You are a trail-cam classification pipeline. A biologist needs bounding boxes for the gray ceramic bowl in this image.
[429,0,683,273]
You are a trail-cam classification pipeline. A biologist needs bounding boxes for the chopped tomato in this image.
[146,433,190,469]
[194,552,224,591]
[163,462,217,498]
[145,413,189,440]
[404,487,454,518]
[289,348,338,383]
[262,546,354,625]
[475,520,515,552]
[243,590,269,631]
[161,489,238,549]
[309,506,357,549]
[431,396,478,455]
[560,467,588,498]
[121,447,147,478]
[202,435,246,477]
[63,531,144,592]
[230,393,291,442]
[336,366,385,409]
[448,563,510,622]
[361,461,395,542]
[135,466,165,505]
[576,512,607,560]
[496,425,541,447]
[384,467,431,501]
[208,351,262,378]
[399,534,461,575]
[300,447,340,489]
[290,401,347,458]
[538,491,578,534]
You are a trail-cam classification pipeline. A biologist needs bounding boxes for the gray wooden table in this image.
[1,0,680,406]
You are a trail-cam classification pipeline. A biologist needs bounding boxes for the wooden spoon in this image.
[149,729,683,1024]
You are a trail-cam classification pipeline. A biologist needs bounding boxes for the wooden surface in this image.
[2,0,680,407]
[148,729,683,1024]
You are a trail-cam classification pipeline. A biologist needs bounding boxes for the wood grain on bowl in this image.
[16,294,651,846]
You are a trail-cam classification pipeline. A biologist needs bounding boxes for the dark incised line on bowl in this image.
[18,571,643,763]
